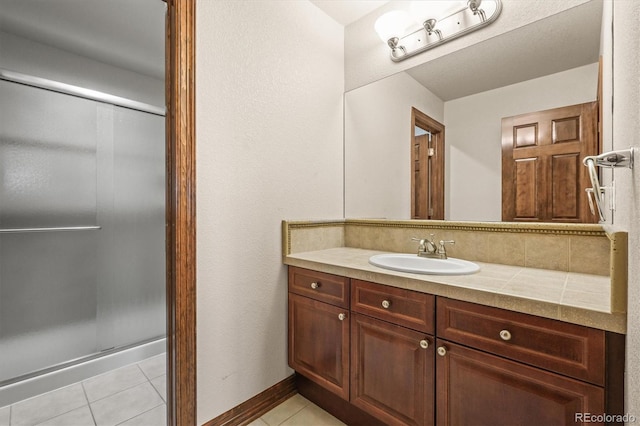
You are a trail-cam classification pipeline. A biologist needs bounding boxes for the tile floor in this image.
[1,356,342,426]
[0,354,166,426]
[248,394,345,426]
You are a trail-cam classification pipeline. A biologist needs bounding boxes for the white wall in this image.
[344,0,592,91]
[610,0,640,418]
[0,31,163,107]
[445,63,598,221]
[195,1,344,423]
[344,71,443,218]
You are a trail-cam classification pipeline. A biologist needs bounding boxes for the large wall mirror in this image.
[345,0,611,223]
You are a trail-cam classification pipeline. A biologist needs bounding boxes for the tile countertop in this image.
[284,247,626,334]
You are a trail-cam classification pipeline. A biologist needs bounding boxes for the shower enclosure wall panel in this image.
[97,105,166,349]
[0,79,165,390]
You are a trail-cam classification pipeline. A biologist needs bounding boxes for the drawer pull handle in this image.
[499,329,512,341]
[419,339,429,349]
[381,300,391,309]
[437,346,447,357]
[338,313,346,321]
[310,282,319,289]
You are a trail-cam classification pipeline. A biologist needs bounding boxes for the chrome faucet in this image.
[412,235,455,259]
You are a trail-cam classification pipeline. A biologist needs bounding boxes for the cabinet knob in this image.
[381,300,391,309]
[499,329,512,341]
[338,313,346,321]
[420,339,429,349]
[437,346,447,357]
[310,282,319,289]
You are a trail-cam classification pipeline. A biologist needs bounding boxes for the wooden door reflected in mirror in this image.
[501,101,598,223]
[411,107,444,219]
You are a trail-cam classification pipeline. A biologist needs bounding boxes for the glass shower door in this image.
[0,79,100,382]
[0,78,165,385]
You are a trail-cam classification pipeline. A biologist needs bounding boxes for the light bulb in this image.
[410,1,466,20]
[374,10,415,44]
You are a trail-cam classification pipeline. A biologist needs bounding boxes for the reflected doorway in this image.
[411,107,445,219]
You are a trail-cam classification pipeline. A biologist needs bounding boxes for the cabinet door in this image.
[288,293,349,399]
[351,313,434,426]
[436,340,604,426]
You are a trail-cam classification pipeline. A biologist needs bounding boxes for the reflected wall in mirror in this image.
[344,0,609,222]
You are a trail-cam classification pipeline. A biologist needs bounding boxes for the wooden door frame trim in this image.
[166,1,196,425]
[411,107,445,219]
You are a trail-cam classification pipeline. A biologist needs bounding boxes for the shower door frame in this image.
[166,1,196,425]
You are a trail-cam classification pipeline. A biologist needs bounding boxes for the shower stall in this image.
[0,70,166,406]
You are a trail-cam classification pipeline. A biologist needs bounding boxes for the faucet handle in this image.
[438,240,455,254]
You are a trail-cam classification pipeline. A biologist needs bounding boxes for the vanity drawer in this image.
[351,280,435,334]
[288,267,349,308]
[436,298,606,385]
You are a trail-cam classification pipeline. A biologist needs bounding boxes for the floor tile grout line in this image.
[273,399,311,426]
[82,364,153,404]
[31,404,92,426]
[148,376,166,403]
[13,385,88,426]
[80,382,98,426]
[113,402,165,426]
[87,379,156,407]
[135,359,166,382]
[135,363,152,382]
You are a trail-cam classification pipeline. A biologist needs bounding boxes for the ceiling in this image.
[0,0,166,79]
[310,0,390,26]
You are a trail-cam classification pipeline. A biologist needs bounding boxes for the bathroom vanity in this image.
[283,220,626,426]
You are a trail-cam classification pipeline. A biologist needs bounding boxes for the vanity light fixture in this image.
[423,19,443,40]
[375,0,502,62]
[374,10,415,59]
[468,0,487,22]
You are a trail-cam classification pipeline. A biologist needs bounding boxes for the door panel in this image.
[514,157,539,219]
[551,153,580,220]
[351,313,434,426]
[502,102,598,223]
[436,340,604,426]
[288,293,349,399]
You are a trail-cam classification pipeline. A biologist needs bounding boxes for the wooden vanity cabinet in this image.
[350,280,435,426]
[288,267,350,399]
[287,267,624,426]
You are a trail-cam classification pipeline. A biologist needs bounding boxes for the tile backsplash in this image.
[283,219,625,278]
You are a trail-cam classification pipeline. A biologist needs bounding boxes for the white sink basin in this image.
[369,253,480,275]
